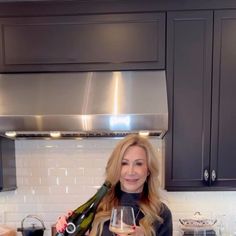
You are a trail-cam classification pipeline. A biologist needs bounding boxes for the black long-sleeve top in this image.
[101,190,173,236]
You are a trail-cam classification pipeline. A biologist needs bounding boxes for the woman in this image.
[56,134,172,236]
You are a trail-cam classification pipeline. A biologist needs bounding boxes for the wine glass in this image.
[109,206,136,235]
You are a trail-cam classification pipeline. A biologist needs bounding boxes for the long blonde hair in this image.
[90,134,163,236]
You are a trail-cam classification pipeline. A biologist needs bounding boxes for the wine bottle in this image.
[57,180,111,236]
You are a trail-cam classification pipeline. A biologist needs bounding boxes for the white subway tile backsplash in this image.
[75,175,94,184]
[32,186,50,195]
[16,168,33,177]
[84,167,104,176]
[93,176,106,186]
[56,159,77,169]
[7,211,35,223]
[48,168,68,176]
[39,176,58,186]
[76,158,99,168]
[92,158,110,167]
[49,186,68,194]
[0,211,4,224]
[66,167,84,177]
[1,138,236,236]
[14,187,32,196]
[0,194,6,204]
[57,176,76,185]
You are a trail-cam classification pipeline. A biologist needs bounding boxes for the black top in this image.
[101,190,173,236]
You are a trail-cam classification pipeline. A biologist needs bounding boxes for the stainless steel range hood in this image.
[0,71,168,139]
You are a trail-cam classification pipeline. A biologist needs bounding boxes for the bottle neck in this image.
[92,184,110,208]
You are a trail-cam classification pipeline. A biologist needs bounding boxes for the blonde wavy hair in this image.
[90,134,163,236]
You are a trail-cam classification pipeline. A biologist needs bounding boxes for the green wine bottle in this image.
[58,180,111,236]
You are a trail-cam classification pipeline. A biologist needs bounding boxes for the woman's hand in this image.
[117,226,144,236]
[56,211,73,233]
[132,226,145,236]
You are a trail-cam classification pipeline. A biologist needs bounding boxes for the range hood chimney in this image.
[0,71,168,139]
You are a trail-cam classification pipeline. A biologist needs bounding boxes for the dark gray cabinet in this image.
[165,11,213,190]
[0,137,16,191]
[211,10,236,188]
[166,10,236,190]
[0,12,165,72]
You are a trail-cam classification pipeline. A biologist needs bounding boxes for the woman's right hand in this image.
[56,211,73,233]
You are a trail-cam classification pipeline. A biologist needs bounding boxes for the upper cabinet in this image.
[166,9,236,190]
[211,10,236,188]
[0,13,165,72]
[165,11,213,190]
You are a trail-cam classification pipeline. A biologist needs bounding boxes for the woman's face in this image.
[120,145,149,193]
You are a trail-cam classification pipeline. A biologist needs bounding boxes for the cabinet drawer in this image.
[0,13,165,72]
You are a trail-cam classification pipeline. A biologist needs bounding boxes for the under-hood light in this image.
[139,131,150,136]
[50,131,61,138]
[5,131,17,138]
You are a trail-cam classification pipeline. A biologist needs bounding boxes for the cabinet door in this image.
[0,13,165,72]
[165,11,213,190]
[0,137,16,192]
[211,10,236,188]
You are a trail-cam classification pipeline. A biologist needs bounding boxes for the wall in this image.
[0,139,236,236]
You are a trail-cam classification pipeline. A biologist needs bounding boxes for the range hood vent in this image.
[0,71,168,139]
[5,131,162,139]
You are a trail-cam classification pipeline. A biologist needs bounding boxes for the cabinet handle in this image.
[203,169,209,182]
[211,170,217,182]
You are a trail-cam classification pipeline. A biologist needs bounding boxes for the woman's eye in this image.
[121,162,128,165]
[136,162,143,166]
